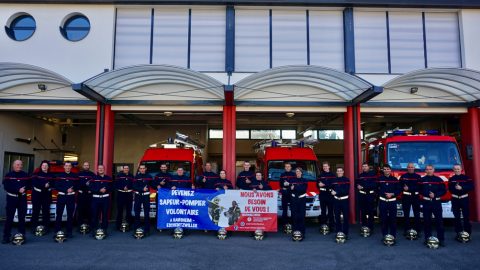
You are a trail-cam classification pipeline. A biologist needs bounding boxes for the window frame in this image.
[5,14,36,41]
[60,14,91,42]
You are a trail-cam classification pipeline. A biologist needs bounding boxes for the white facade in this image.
[0,4,115,82]
[0,4,477,85]
[0,2,480,217]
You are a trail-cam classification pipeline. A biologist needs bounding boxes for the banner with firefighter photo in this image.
[157,189,278,232]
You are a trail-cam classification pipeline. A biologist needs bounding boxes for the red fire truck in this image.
[136,133,203,218]
[255,139,321,218]
[366,129,462,218]
[20,160,79,222]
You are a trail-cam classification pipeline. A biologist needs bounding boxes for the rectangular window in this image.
[309,10,344,71]
[208,129,251,139]
[190,8,226,71]
[114,8,151,68]
[209,129,223,139]
[152,7,189,67]
[272,10,308,67]
[281,130,297,139]
[235,9,270,72]
[251,130,281,139]
[425,12,461,68]
[236,130,250,139]
[318,130,344,140]
[389,12,425,73]
[354,11,389,73]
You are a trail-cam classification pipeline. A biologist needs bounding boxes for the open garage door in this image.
[0,110,97,219]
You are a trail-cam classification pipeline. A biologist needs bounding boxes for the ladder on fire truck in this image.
[149,132,205,153]
[253,136,318,153]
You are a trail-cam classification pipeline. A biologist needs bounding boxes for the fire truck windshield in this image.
[140,161,192,178]
[387,142,461,170]
[267,160,318,181]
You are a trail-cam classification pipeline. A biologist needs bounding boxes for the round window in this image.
[5,14,36,41]
[60,14,90,41]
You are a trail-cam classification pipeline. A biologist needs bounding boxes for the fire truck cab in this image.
[256,139,321,218]
[366,129,462,218]
[136,133,203,218]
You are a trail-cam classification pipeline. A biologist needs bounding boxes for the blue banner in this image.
[157,188,223,230]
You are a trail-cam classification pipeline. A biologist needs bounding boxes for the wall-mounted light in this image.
[37,84,47,92]
[285,112,295,118]
[410,87,418,94]
[164,111,173,117]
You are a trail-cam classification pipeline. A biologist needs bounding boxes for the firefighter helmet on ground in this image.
[426,236,440,249]
[95,229,106,240]
[383,234,395,246]
[55,231,66,243]
[336,232,346,243]
[12,233,25,245]
[360,226,371,238]
[292,231,303,242]
[173,227,184,239]
[35,225,46,237]
[319,224,330,235]
[217,228,228,240]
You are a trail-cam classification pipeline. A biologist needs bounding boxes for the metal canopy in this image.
[83,64,224,100]
[234,65,376,103]
[0,62,72,91]
[382,68,480,103]
[0,62,93,104]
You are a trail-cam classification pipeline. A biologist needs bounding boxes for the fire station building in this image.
[1,0,480,222]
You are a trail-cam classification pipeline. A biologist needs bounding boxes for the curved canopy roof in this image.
[381,68,480,103]
[234,65,374,102]
[0,62,88,102]
[0,62,72,91]
[83,64,224,100]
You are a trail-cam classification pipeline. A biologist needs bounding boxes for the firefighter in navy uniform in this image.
[115,165,134,231]
[331,167,350,238]
[155,163,172,190]
[399,162,422,236]
[290,168,308,238]
[317,161,335,230]
[236,161,255,190]
[89,165,113,236]
[166,167,194,190]
[77,162,95,228]
[214,170,233,190]
[31,160,53,234]
[196,162,219,189]
[449,164,474,240]
[54,161,79,238]
[248,172,272,191]
[419,164,447,247]
[377,164,401,242]
[280,163,295,225]
[133,165,153,235]
[356,163,377,232]
[153,163,172,228]
[2,160,31,244]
